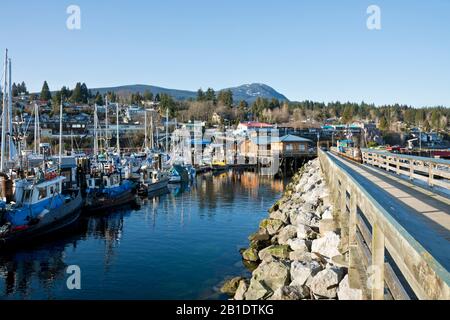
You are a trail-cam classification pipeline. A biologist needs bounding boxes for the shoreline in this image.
[221,158,363,300]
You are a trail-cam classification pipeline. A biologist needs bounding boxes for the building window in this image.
[286,144,293,151]
[299,144,306,151]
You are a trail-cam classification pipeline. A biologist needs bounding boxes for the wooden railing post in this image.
[371,223,385,300]
[428,163,434,187]
[348,191,359,289]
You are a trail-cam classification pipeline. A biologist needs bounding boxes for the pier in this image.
[319,148,450,299]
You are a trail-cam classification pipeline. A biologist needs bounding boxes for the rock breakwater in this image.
[222,159,363,300]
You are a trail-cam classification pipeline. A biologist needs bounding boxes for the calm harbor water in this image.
[0,171,287,300]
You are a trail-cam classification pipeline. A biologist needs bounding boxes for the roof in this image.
[239,121,273,129]
[250,134,313,145]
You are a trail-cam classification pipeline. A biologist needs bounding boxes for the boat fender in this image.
[38,209,50,220]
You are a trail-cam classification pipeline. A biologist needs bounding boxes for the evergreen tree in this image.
[12,83,19,97]
[379,116,388,131]
[144,90,154,102]
[40,81,52,101]
[94,91,104,105]
[70,82,82,103]
[205,88,216,103]
[218,90,233,107]
[20,81,28,94]
[197,89,205,101]
[80,83,89,103]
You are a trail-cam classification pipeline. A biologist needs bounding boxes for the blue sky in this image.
[0,0,449,107]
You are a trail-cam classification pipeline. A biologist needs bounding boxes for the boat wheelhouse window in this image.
[38,187,47,200]
[22,190,32,203]
[49,185,54,195]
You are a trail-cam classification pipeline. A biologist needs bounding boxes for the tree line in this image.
[31,81,449,132]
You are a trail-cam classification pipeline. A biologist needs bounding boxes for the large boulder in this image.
[290,211,320,228]
[248,231,270,242]
[242,247,259,262]
[310,267,342,299]
[244,279,273,300]
[287,239,310,253]
[290,260,322,287]
[289,251,313,262]
[270,210,290,224]
[221,277,245,296]
[337,275,363,300]
[277,225,298,245]
[252,261,291,292]
[311,232,341,260]
[234,279,249,300]
[296,224,318,240]
[258,245,291,262]
[259,219,285,236]
[268,286,309,300]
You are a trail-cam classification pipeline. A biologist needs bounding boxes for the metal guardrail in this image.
[361,148,450,190]
[318,149,450,300]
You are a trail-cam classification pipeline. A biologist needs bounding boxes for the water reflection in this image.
[0,170,287,300]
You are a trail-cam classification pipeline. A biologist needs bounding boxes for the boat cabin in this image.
[87,174,121,190]
[21,177,65,205]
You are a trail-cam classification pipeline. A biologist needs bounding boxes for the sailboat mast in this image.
[150,113,154,150]
[34,103,40,155]
[105,96,108,151]
[1,49,8,172]
[165,107,169,153]
[144,108,148,151]
[116,102,120,155]
[59,99,63,168]
[8,58,13,161]
[94,104,98,157]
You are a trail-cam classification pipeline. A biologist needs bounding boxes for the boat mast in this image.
[93,103,98,157]
[165,107,169,153]
[34,103,40,155]
[150,112,154,150]
[1,49,8,172]
[144,108,148,151]
[105,96,108,151]
[59,98,63,169]
[116,102,120,155]
[8,58,13,161]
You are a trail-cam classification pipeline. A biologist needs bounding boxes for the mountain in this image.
[91,83,289,103]
[223,83,289,103]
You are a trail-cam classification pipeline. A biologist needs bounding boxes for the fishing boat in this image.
[211,160,229,172]
[137,169,169,196]
[0,174,83,248]
[0,50,83,248]
[84,172,136,214]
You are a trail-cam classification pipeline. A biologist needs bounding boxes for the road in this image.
[328,152,450,270]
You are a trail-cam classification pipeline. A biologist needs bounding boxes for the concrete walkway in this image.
[328,152,450,269]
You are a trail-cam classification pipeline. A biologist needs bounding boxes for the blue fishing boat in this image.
[84,173,136,214]
[0,174,83,248]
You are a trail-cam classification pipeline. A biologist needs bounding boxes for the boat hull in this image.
[138,179,169,196]
[83,188,136,215]
[0,191,83,249]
